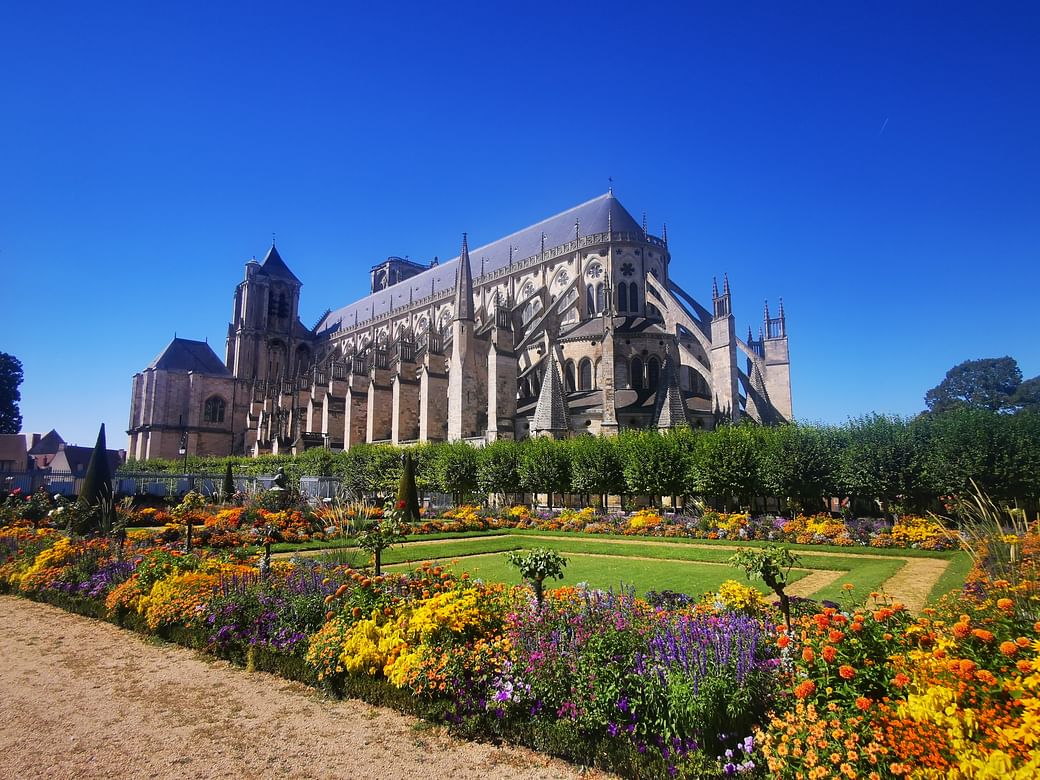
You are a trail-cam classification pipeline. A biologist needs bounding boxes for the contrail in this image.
[878,117,889,136]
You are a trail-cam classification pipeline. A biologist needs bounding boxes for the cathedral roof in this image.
[147,338,232,376]
[317,192,645,334]
[258,244,301,285]
[653,357,690,430]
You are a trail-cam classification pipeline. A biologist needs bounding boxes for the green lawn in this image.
[277,528,960,603]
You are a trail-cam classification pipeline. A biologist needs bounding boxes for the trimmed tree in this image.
[222,461,235,502]
[396,451,421,522]
[78,423,114,535]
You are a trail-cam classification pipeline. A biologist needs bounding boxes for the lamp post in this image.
[179,430,189,474]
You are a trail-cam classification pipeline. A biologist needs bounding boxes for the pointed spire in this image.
[764,299,771,324]
[653,357,689,430]
[642,211,648,237]
[747,326,754,343]
[712,276,719,298]
[723,273,731,296]
[532,353,570,436]
[575,217,580,242]
[508,244,513,265]
[662,222,668,247]
[608,176,613,195]
[453,233,474,321]
[540,231,546,256]
[778,297,785,319]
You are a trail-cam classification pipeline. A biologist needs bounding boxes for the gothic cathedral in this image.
[127,193,792,459]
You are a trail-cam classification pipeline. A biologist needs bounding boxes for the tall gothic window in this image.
[585,284,595,317]
[578,358,592,391]
[593,358,602,389]
[618,283,629,312]
[631,357,644,390]
[203,396,226,423]
[629,282,639,312]
[565,360,576,393]
[595,283,605,314]
[647,357,660,390]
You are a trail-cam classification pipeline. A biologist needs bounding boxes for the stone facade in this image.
[127,193,793,457]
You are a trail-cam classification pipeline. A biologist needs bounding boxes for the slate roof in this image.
[258,244,301,285]
[27,429,64,456]
[317,193,645,334]
[653,357,690,429]
[55,446,122,476]
[532,355,570,433]
[147,338,232,376]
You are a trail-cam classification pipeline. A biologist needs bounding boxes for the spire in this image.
[662,222,668,247]
[653,357,689,430]
[540,231,546,256]
[259,243,301,284]
[642,211,648,238]
[747,326,754,343]
[764,300,771,325]
[712,276,719,298]
[453,233,474,321]
[723,273,731,296]
[778,297,786,319]
[532,353,570,436]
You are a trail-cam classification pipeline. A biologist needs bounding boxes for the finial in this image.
[712,276,719,298]
[575,217,580,241]
[662,223,668,247]
[607,206,613,233]
[778,297,785,318]
[461,232,468,252]
[508,244,513,264]
[480,256,485,275]
[748,326,753,343]
[723,273,730,296]
[764,300,771,323]
[271,232,276,246]
[642,212,648,237]
[608,176,613,195]
[541,231,546,255]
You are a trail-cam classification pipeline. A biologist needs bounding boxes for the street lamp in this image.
[179,430,188,474]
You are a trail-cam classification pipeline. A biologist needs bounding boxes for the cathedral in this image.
[127,192,792,460]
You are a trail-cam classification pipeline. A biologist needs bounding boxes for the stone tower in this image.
[709,275,739,422]
[762,299,792,421]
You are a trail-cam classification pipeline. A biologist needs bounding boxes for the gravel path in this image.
[0,596,610,780]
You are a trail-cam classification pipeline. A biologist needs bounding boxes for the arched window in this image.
[295,345,311,375]
[614,358,628,388]
[595,283,605,314]
[579,358,592,391]
[585,284,595,317]
[268,340,285,379]
[565,360,576,393]
[647,357,660,390]
[522,297,542,326]
[629,282,639,312]
[593,358,602,389]
[617,283,628,312]
[204,396,226,423]
[631,357,644,390]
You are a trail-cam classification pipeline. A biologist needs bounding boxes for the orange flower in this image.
[971,628,994,643]
[1017,660,1033,674]
[975,669,997,685]
[952,621,971,639]
[999,640,1018,657]
[794,680,817,699]
[855,696,872,711]
[822,645,838,663]
[802,647,816,663]
[997,597,1014,611]
[839,665,856,680]
[892,673,910,688]
[777,634,791,649]
[1016,636,1031,648]
[993,579,1011,588]
[829,629,845,643]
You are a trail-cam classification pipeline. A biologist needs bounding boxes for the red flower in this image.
[839,664,856,680]
[396,500,406,510]
[794,680,817,699]
[822,645,838,663]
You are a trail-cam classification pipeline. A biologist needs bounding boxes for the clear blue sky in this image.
[2,1,1038,447]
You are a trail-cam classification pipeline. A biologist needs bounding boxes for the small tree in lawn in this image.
[397,451,421,522]
[352,500,408,576]
[77,423,114,536]
[506,547,568,608]
[730,545,800,631]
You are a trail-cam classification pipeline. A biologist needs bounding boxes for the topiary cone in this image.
[396,451,421,522]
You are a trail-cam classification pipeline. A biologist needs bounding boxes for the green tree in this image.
[839,415,925,516]
[477,439,522,504]
[0,352,23,434]
[518,437,570,510]
[568,435,625,508]
[222,461,235,502]
[396,451,421,521]
[77,423,114,535]
[925,356,1036,413]
[431,441,478,504]
[693,424,764,511]
[760,424,841,513]
[505,547,568,607]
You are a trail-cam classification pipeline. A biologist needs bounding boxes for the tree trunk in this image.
[374,548,382,576]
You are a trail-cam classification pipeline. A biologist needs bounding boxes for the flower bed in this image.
[1,513,1037,778]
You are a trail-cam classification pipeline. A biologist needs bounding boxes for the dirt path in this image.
[0,596,610,780]
[277,533,950,613]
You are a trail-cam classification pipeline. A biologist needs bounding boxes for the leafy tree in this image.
[518,437,570,510]
[839,415,926,516]
[569,435,625,508]
[222,462,235,502]
[0,352,23,434]
[730,545,800,630]
[925,356,1038,413]
[352,501,407,576]
[693,424,764,511]
[477,439,522,504]
[505,547,568,607]
[431,441,478,504]
[618,430,693,508]
[760,424,841,513]
[396,451,421,522]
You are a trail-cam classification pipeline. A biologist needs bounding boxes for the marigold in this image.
[952,621,971,639]
[892,673,910,688]
[777,634,791,649]
[1017,659,1033,674]
[839,664,856,680]
[999,640,1018,657]
[794,680,817,699]
[971,628,994,642]
[975,668,997,685]
[803,647,815,663]
[855,696,872,711]
[822,645,838,663]
[829,629,845,643]
[996,597,1014,611]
